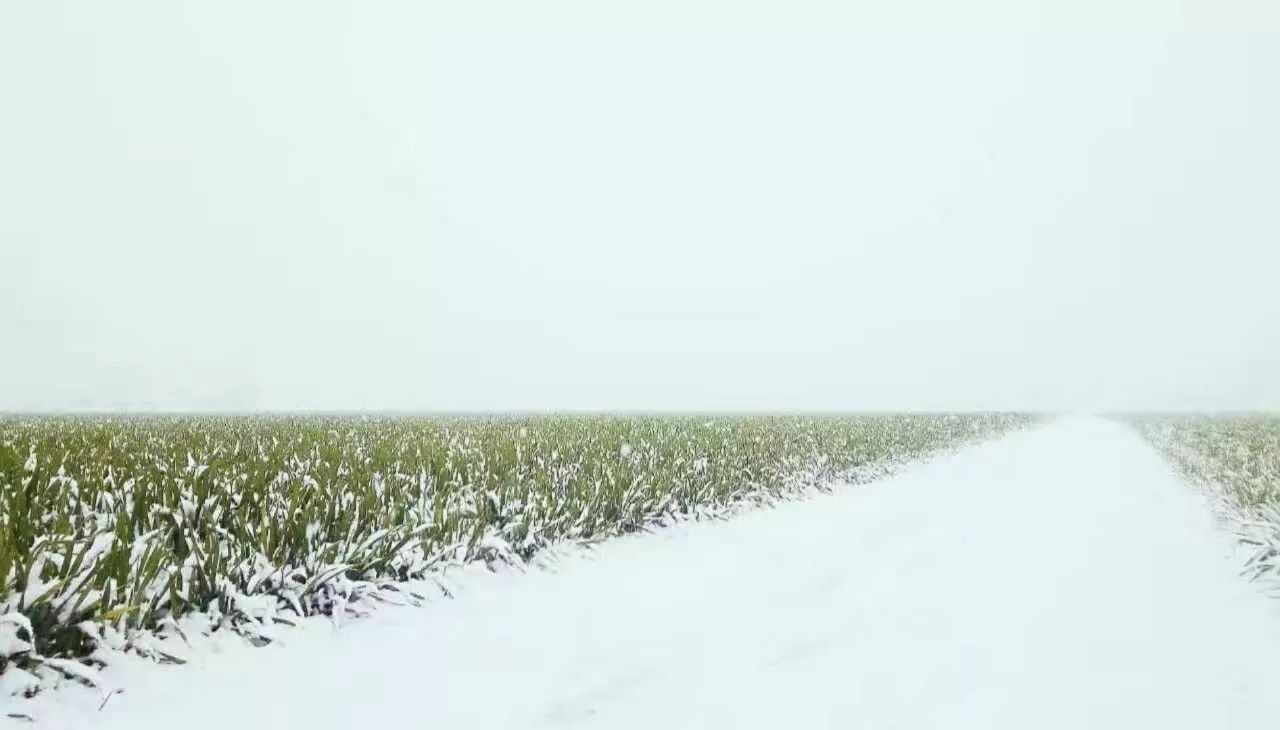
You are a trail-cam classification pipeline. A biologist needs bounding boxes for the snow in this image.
[11,417,1280,728]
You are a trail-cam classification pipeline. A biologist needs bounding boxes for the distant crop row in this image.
[0,413,1028,691]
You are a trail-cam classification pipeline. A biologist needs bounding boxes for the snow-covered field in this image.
[0,413,1017,671]
[10,416,1280,728]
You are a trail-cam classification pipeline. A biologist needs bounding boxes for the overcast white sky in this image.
[1,0,1277,412]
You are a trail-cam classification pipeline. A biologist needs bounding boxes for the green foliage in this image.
[0,413,1027,661]
[1136,415,1280,583]
[1135,415,1280,510]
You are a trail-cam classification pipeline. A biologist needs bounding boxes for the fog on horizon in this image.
[1,0,1277,414]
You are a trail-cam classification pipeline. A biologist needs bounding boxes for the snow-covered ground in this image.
[11,417,1280,729]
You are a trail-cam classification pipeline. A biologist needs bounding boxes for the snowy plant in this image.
[0,413,1029,694]
[1135,415,1280,588]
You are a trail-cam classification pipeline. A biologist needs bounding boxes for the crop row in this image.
[0,413,1028,691]
[1135,415,1280,583]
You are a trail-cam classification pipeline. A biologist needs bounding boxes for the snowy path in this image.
[19,417,1280,729]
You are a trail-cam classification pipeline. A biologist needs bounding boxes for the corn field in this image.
[0,413,1027,689]
[1135,415,1280,584]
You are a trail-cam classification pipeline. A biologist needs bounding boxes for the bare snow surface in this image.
[13,417,1280,728]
